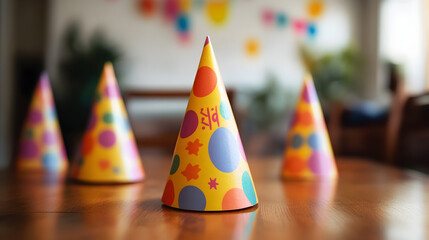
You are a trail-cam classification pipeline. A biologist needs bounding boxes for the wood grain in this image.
[0,156,428,240]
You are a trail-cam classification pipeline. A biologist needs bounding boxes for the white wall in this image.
[380,0,427,94]
[47,0,359,92]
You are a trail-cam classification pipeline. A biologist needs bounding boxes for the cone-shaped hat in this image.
[70,63,145,183]
[161,37,258,211]
[282,74,337,179]
[16,73,68,172]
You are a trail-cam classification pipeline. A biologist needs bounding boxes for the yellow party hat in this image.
[161,37,258,211]
[70,63,145,183]
[16,73,68,173]
[282,74,337,179]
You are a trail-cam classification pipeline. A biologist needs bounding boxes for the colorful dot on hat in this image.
[308,133,323,150]
[291,134,304,149]
[309,151,332,175]
[20,140,39,159]
[82,134,96,156]
[192,66,217,98]
[29,109,43,124]
[178,185,206,211]
[180,110,198,138]
[284,155,306,174]
[208,127,240,173]
[222,188,250,211]
[43,131,57,145]
[237,133,247,162]
[242,171,257,205]
[170,155,180,175]
[162,180,175,205]
[103,112,114,124]
[219,100,231,120]
[99,130,116,148]
[42,152,60,171]
[104,84,121,98]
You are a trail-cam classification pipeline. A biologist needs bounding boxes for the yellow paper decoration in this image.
[206,0,229,25]
[70,63,145,183]
[282,74,337,179]
[162,37,258,211]
[308,0,324,18]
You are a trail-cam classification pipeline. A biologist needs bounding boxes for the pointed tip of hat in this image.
[204,36,211,46]
[104,62,114,71]
[303,72,313,83]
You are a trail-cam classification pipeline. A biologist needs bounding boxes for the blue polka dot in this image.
[47,108,57,120]
[178,186,206,211]
[291,134,303,149]
[242,171,257,205]
[176,14,190,33]
[219,101,232,120]
[113,166,120,174]
[209,127,240,173]
[308,23,317,37]
[308,133,323,150]
[42,153,60,171]
[276,12,288,28]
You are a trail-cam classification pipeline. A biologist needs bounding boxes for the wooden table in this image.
[0,156,428,240]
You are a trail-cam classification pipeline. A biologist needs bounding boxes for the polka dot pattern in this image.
[162,180,175,205]
[162,38,257,211]
[178,186,206,211]
[282,77,337,179]
[180,110,198,138]
[99,130,116,148]
[219,101,231,120]
[208,127,240,173]
[170,155,180,174]
[69,63,145,183]
[192,66,217,97]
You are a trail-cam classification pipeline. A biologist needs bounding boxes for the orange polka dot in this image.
[82,134,95,156]
[296,111,313,126]
[283,155,307,174]
[192,66,217,97]
[162,180,175,205]
[222,188,251,210]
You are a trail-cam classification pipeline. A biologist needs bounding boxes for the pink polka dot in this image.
[122,139,139,160]
[20,140,39,158]
[40,75,51,90]
[43,131,57,145]
[99,130,116,148]
[308,151,334,176]
[104,84,121,98]
[302,86,311,103]
[29,110,43,124]
[237,134,247,162]
[180,110,198,138]
[87,113,97,131]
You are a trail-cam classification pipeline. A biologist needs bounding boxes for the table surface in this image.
[0,156,428,240]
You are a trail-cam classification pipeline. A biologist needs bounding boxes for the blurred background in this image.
[1,0,428,172]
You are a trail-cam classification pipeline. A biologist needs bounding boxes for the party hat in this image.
[282,74,337,179]
[161,36,258,211]
[70,63,145,183]
[16,73,68,172]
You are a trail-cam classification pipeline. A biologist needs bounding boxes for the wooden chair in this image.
[123,89,236,152]
[393,92,429,173]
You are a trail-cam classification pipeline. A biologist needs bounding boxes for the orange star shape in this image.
[181,163,201,181]
[186,139,203,156]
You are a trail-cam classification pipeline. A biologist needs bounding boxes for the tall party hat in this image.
[16,73,68,172]
[282,74,337,179]
[70,63,145,183]
[161,37,258,211]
